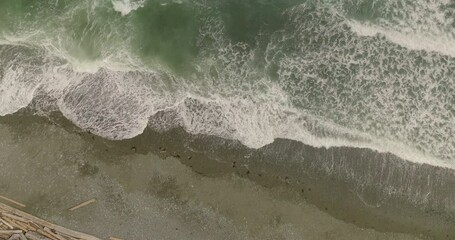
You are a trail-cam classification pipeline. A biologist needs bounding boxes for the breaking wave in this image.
[0,0,454,168]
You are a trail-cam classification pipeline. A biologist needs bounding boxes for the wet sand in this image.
[0,113,452,239]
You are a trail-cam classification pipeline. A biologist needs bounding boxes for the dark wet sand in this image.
[0,112,454,239]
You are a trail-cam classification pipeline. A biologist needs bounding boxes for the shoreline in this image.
[1,112,453,239]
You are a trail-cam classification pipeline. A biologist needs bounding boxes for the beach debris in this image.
[68,199,97,212]
[25,232,50,240]
[10,233,27,240]
[0,202,100,240]
[0,196,26,208]
[7,233,27,240]
[1,231,23,235]
[0,217,14,229]
[108,237,123,240]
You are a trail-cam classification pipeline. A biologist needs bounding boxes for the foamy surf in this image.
[0,0,454,171]
[348,20,455,58]
[112,0,146,16]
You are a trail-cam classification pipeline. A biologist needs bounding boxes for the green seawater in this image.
[0,0,454,166]
[0,0,300,71]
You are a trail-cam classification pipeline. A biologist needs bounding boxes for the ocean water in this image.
[0,0,454,168]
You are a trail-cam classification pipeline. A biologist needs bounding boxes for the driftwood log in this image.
[0,202,100,240]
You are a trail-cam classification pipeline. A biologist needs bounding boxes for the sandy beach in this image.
[0,113,452,239]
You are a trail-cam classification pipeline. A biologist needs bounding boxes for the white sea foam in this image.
[0,42,452,169]
[0,44,48,115]
[152,94,451,169]
[338,0,455,57]
[111,0,145,16]
[348,20,455,58]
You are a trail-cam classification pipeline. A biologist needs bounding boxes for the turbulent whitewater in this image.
[0,0,454,167]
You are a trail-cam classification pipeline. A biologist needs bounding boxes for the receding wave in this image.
[0,0,454,168]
